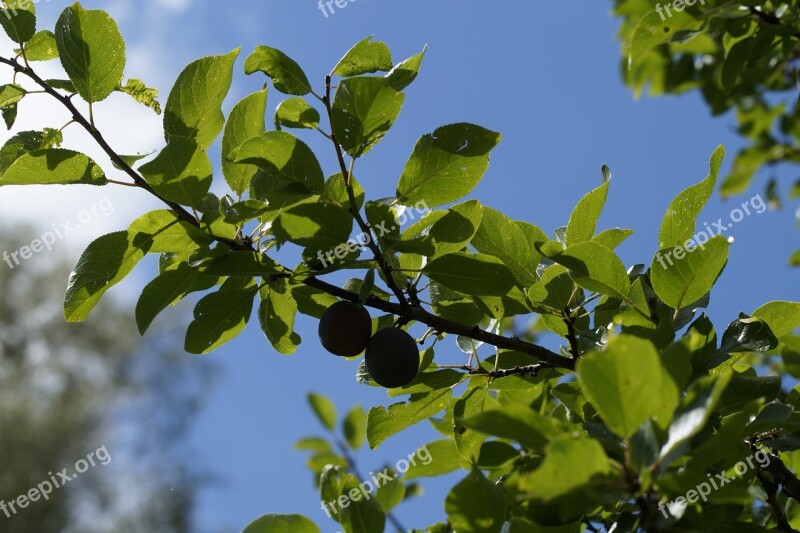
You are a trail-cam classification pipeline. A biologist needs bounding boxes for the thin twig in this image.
[756,468,797,533]
[330,433,408,532]
[321,73,408,307]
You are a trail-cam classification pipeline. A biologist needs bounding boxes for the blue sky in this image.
[1,1,798,532]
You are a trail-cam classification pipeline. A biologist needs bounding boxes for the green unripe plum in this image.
[365,327,419,388]
[318,301,372,357]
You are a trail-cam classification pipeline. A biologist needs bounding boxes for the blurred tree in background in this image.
[612,0,800,265]
[0,227,215,533]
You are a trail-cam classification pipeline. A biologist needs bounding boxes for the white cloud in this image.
[0,3,178,252]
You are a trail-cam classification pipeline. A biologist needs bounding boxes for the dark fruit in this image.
[365,327,419,388]
[318,301,372,357]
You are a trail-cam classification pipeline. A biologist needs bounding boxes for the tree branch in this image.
[756,468,797,533]
[760,450,800,502]
[748,6,800,39]
[321,74,409,307]
[301,275,574,370]
[563,306,581,359]
[0,56,576,372]
[329,432,407,532]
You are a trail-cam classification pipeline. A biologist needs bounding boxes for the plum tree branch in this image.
[299,275,574,370]
[755,468,796,533]
[321,74,409,307]
[0,55,575,372]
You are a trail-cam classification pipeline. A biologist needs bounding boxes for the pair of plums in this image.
[318,301,419,388]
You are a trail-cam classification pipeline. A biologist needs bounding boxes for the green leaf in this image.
[375,475,405,513]
[321,172,365,209]
[650,235,730,311]
[592,228,633,250]
[221,89,267,195]
[752,301,800,339]
[65,232,145,322]
[135,264,219,335]
[527,265,575,315]
[232,131,324,194]
[517,437,612,500]
[709,314,779,367]
[429,281,484,326]
[333,36,393,77]
[111,151,155,171]
[55,3,125,102]
[454,386,489,462]
[45,78,76,92]
[387,369,466,398]
[139,137,212,208]
[244,46,311,95]
[0,131,62,170]
[308,393,336,430]
[274,97,320,129]
[459,406,566,450]
[658,146,724,248]
[445,468,508,533]
[164,48,240,149]
[221,199,268,224]
[292,285,339,319]
[542,241,631,300]
[2,103,16,129]
[1,148,106,186]
[342,405,367,449]
[117,78,161,114]
[359,269,375,305]
[385,200,477,256]
[128,209,213,252]
[202,251,283,277]
[419,200,484,257]
[472,207,542,287]
[477,441,520,470]
[404,440,461,480]
[185,277,257,354]
[385,45,426,91]
[423,252,515,296]
[272,200,352,253]
[658,371,732,462]
[332,76,404,157]
[258,279,301,355]
[22,30,57,60]
[242,514,321,533]
[338,473,387,533]
[0,0,35,43]
[628,8,700,69]
[294,436,331,453]
[367,389,452,448]
[791,249,800,268]
[0,84,25,108]
[396,123,501,208]
[566,175,610,246]
[577,335,671,438]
